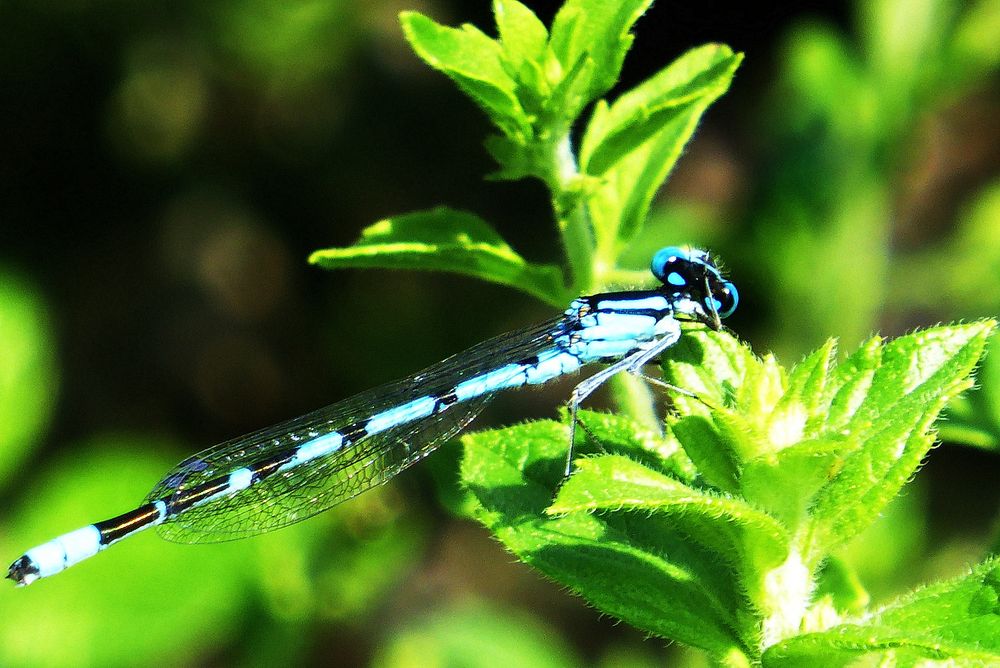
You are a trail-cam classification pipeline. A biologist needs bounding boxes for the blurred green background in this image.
[0,0,997,666]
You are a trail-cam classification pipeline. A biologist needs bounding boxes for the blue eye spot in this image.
[666,271,686,287]
[650,246,690,280]
[717,282,738,318]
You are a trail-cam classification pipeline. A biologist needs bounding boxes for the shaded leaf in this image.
[461,421,752,656]
[550,455,789,579]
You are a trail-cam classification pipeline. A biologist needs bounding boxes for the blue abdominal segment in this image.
[7,246,737,586]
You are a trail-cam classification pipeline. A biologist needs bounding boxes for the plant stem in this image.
[761,548,813,648]
[550,131,594,292]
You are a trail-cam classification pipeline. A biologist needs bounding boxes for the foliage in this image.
[462,323,996,664]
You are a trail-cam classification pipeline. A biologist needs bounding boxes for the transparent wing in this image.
[148,314,574,543]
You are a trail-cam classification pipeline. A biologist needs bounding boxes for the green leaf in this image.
[572,409,697,482]
[550,455,789,587]
[763,557,1000,666]
[741,436,853,529]
[581,44,743,176]
[670,415,737,492]
[770,339,836,443]
[0,270,57,487]
[804,322,995,561]
[543,50,597,130]
[813,557,870,616]
[662,328,784,433]
[458,317,994,659]
[461,420,752,658]
[400,11,530,141]
[660,324,993,555]
[309,207,569,306]
[581,45,742,252]
[660,330,776,493]
[548,0,655,108]
[939,330,1000,451]
[493,0,549,97]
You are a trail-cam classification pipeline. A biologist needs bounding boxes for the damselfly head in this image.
[650,246,738,327]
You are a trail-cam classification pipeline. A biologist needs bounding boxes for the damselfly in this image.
[8,246,737,586]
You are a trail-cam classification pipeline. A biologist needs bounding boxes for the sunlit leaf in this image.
[581,45,741,251]
[548,0,655,109]
[401,11,530,141]
[764,557,1000,666]
[309,207,569,306]
[805,322,994,561]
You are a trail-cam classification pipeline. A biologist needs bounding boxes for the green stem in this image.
[545,132,660,429]
[761,548,814,648]
[550,132,594,293]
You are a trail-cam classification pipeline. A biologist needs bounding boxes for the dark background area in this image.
[0,0,853,450]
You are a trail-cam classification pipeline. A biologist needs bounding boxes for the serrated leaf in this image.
[573,409,696,482]
[741,436,853,528]
[805,321,995,561]
[657,330,778,491]
[550,455,789,578]
[401,11,530,140]
[763,557,1000,666]
[662,329,761,413]
[548,0,654,106]
[461,421,751,656]
[662,329,781,442]
[821,336,882,433]
[770,340,836,446]
[939,331,1000,450]
[309,207,568,306]
[670,414,741,492]
[581,44,743,176]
